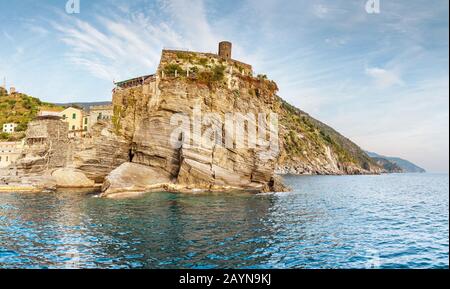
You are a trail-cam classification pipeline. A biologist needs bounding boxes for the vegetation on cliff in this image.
[0,88,63,140]
[277,97,379,173]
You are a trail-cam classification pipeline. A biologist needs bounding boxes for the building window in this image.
[72,113,77,119]
[72,125,76,131]
[84,126,88,131]
[84,118,88,125]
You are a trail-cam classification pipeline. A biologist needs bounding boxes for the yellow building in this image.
[37,105,111,138]
[60,107,85,132]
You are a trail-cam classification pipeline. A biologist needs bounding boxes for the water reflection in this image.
[1,174,449,269]
[0,191,277,268]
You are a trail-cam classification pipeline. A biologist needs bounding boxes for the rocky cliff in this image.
[276,100,382,175]
[105,50,287,197]
[2,46,383,196]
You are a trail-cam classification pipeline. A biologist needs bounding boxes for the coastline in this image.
[0,171,388,196]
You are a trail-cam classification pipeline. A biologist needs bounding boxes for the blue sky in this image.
[0,0,448,172]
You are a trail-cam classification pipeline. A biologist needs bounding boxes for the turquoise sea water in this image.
[0,173,448,269]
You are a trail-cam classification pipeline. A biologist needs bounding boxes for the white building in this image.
[38,110,62,117]
[2,123,18,133]
[0,141,24,168]
[88,105,113,132]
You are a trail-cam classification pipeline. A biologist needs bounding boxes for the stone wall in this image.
[15,118,70,175]
[160,50,253,76]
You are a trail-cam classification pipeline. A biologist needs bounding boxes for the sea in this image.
[0,173,448,269]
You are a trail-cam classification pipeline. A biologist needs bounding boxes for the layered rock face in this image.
[71,121,130,183]
[107,50,287,197]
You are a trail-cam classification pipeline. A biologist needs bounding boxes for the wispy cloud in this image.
[2,30,14,42]
[365,67,403,88]
[49,0,225,82]
[51,3,191,81]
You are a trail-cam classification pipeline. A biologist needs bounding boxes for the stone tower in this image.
[218,41,232,60]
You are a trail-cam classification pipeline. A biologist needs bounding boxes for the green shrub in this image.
[190,66,199,74]
[257,74,268,79]
[197,58,208,66]
[196,65,227,87]
[16,123,28,132]
[0,87,8,96]
[198,71,214,85]
[176,52,199,63]
[0,132,10,140]
[212,65,226,81]
[164,64,186,77]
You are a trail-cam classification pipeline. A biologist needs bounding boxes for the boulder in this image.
[52,168,95,188]
[101,162,174,198]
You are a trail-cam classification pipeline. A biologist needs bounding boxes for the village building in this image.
[88,105,113,132]
[38,105,113,138]
[0,140,24,168]
[60,107,84,132]
[38,110,62,117]
[2,123,18,133]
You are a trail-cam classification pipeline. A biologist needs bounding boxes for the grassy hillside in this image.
[0,88,63,141]
[278,97,379,173]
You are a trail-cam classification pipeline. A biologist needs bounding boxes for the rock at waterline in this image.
[52,168,95,188]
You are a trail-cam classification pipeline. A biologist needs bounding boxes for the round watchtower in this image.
[218,41,232,60]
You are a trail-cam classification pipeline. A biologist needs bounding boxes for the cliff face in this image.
[107,50,286,196]
[104,49,381,197]
[70,121,130,183]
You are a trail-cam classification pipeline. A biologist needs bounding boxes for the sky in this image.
[0,0,448,172]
